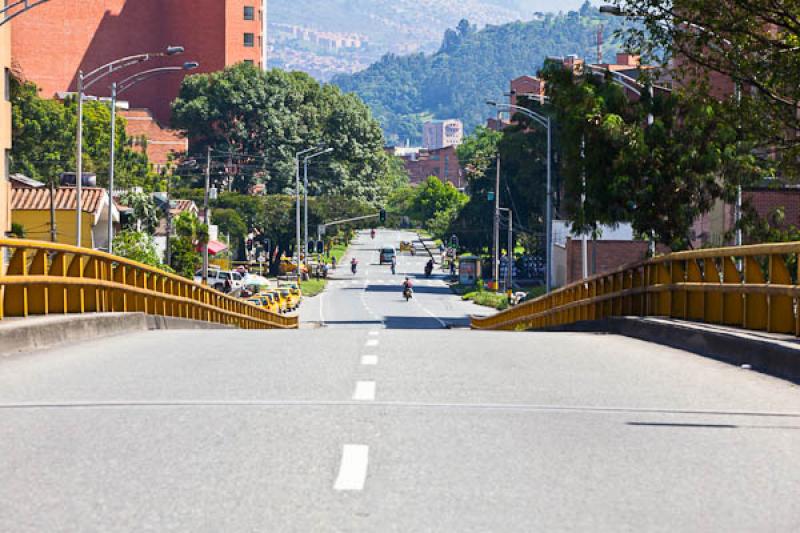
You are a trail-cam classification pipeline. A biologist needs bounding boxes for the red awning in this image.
[197,240,228,256]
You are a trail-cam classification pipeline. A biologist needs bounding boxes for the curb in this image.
[0,313,235,358]
[542,317,800,384]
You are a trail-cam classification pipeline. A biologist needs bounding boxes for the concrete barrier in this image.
[0,312,235,357]
[544,317,800,384]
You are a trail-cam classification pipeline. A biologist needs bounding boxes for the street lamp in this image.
[74,45,184,248]
[105,61,199,254]
[295,145,324,278]
[304,147,333,264]
[487,100,553,293]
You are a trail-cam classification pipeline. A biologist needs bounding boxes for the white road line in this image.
[319,291,326,327]
[334,444,369,491]
[368,330,379,336]
[365,339,379,347]
[353,381,376,401]
[361,355,378,365]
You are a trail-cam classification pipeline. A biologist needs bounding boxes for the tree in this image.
[169,211,208,278]
[119,191,159,233]
[212,208,248,258]
[112,230,162,268]
[171,64,395,202]
[612,0,800,178]
[10,76,155,189]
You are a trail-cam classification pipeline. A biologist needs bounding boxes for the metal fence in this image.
[0,239,297,329]
[472,242,800,335]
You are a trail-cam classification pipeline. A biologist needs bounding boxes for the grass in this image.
[300,278,327,298]
[328,243,348,265]
[452,283,509,311]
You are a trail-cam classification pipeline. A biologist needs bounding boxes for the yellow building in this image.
[1,21,11,238]
[11,187,119,249]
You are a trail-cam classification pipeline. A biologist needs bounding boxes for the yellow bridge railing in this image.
[0,239,297,330]
[472,242,800,335]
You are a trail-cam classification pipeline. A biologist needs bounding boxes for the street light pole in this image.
[74,46,185,249]
[75,71,84,247]
[295,146,321,278]
[108,81,117,253]
[303,147,333,265]
[106,62,199,254]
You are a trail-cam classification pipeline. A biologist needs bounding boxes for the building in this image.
[389,145,463,188]
[121,109,189,172]
[11,186,119,250]
[510,75,546,106]
[11,0,265,124]
[422,120,463,150]
[1,21,11,238]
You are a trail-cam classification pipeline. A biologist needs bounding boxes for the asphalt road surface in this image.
[300,229,482,329]
[1,230,799,532]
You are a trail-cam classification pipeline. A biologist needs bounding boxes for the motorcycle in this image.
[403,287,413,301]
[424,262,433,278]
[351,261,358,275]
[370,229,376,239]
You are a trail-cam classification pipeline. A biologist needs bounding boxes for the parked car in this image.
[380,246,397,265]
[194,268,244,294]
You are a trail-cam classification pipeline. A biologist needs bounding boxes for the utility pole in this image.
[203,146,211,284]
[108,82,117,254]
[49,181,57,242]
[165,174,172,266]
[493,110,501,292]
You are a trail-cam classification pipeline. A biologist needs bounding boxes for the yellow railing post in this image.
[743,256,767,331]
[767,254,793,334]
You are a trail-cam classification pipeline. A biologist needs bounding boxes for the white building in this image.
[422,119,463,150]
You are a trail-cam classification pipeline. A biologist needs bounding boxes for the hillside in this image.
[331,5,626,143]
[268,0,588,79]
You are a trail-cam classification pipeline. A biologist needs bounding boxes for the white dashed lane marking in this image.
[365,339,379,347]
[353,381,376,401]
[334,445,369,491]
[361,355,378,366]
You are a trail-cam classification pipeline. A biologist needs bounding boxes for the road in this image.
[300,229,481,329]
[0,230,799,531]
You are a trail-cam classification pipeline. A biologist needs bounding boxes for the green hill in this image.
[331,4,625,144]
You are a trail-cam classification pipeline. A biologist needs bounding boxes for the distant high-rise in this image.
[422,119,463,150]
[11,0,265,124]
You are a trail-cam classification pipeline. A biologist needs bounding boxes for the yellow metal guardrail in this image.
[0,239,298,330]
[472,242,800,335]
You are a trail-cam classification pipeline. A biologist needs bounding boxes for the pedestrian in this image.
[331,256,337,270]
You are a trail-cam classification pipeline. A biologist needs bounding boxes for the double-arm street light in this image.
[105,61,199,254]
[295,146,325,277]
[486,100,553,294]
[304,148,333,264]
[74,45,184,247]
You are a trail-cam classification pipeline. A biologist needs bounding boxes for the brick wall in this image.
[121,109,188,171]
[744,189,800,230]
[565,239,670,285]
[402,146,463,188]
[11,0,259,125]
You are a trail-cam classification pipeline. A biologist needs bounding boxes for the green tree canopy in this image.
[171,64,398,202]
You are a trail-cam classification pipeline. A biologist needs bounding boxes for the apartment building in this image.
[11,0,266,124]
[422,119,463,150]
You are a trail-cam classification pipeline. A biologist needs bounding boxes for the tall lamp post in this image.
[74,45,184,248]
[295,146,324,277]
[303,147,333,264]
[106,61,198,254]
[487,100,553,293]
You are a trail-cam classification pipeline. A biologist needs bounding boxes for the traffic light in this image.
[379,209,386,223]
[308,241,316,255]
[316,240,324,254]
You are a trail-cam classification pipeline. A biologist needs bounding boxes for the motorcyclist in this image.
[425,259,434,277]
[402,277,413,299]
[351,257,358,274]
[370,228,376,239]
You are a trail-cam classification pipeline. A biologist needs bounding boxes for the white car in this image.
[194,268,244,294]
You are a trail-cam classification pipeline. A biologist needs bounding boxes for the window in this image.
[244,33,255,47]
[244,6,255,20]
[244,59,254,66]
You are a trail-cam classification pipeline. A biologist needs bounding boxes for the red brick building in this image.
[121,109,188,171]
[11,0,265,124]
[392,146,463,188]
